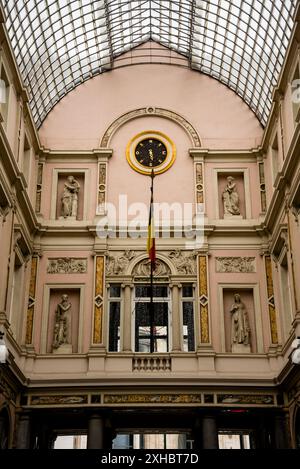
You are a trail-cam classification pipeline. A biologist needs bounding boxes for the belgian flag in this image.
[147,170,156,269]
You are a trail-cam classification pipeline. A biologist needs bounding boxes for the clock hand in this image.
[149,149,154,160]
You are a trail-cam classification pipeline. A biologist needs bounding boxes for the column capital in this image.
[170,282,182,289]
[121,283,134,289]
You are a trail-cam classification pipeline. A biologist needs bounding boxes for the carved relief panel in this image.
[47,258,87,274]
[216,257,256,273]
[105,249,197,277]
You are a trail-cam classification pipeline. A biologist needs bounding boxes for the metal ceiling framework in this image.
[2,0,296,128]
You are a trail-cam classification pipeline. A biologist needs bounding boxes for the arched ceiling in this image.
[3,0,296,128]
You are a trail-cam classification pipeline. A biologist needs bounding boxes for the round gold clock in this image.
[126,131,176,175]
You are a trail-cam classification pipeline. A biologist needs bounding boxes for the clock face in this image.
[134,138,168,168]
[126,131,176,175]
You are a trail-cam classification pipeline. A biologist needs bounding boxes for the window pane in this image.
[109,285,121,297]
[218,432,252,449]
[183,302,195,351]
[218,434,242,449]
[182,284,193,297]
[3,1,296,127]
[135,302,169,352]
[108,302,120,351]
[135,285,168,298]
[54,435,87,449]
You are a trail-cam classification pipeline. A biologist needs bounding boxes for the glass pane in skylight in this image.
[1,0,296,127]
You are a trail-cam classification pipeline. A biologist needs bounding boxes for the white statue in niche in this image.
[61,175,80,219]
[229,293,251,353]
[222,176,241,217]
[52,294,72,353]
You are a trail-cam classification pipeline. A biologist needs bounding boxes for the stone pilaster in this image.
[122,283,133,352]
[16,412,31,449]
[87,414,104,449]
[171,283,181,351]
[202,415,218,449]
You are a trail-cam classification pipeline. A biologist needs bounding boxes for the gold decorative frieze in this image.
[31,395,88,405]
[265,256,278,344]
[198,255,209,343]
[47,258,87,274]
[23,391,279,408]
[93,256,104,344]
[35,162,43,213]
[104,394,202,404]
[216,257,256,273]
[25,256,38,344]
[217,394,275,405]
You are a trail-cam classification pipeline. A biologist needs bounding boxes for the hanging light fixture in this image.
[291,337,300,365]
[0,331,9,364]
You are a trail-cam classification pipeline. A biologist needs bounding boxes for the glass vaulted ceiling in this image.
[2,0,296,128]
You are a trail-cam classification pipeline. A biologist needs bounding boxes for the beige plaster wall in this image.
[107,116,194,213]
[39,62,263,151]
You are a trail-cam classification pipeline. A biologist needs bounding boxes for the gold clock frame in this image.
[126,130,176,175]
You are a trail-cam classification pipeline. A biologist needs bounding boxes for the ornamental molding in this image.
[217,394,274,405]
[168,249,197,275]
[270,225,288,261]
[105,250,197,277]
[47,258,87,274]
[31,395,88,405]
[133,258,171,278]
[100,107,201,148]
[104,393,202,404]
[215,257,256,273]
[106,250,136,275]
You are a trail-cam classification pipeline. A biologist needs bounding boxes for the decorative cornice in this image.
[189,148,262,162]
[39,148,113,162]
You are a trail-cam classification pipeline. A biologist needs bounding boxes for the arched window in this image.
[107,257,196,353]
